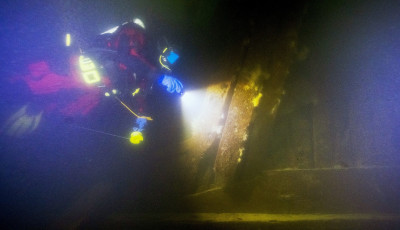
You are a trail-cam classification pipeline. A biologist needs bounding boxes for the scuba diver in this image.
[85,17,184,144]
[2,17,182,145]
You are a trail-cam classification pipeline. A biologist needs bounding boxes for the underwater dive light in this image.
[79,56,101,84]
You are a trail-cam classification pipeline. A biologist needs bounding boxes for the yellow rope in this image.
[114,96,153,121]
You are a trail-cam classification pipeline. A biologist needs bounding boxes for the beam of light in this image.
[65,33,71,47]
[181,89,206,136]
[181,84,227,138]
[181,89,205,116]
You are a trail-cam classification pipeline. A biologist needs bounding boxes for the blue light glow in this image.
[167,51,179,64]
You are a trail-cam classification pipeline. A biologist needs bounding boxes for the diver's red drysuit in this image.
[22,60,100,116]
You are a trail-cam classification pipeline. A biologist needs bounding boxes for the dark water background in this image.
[2,0,400,229]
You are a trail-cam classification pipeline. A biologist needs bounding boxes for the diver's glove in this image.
[158,75,184,95]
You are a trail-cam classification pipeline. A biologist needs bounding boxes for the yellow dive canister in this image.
[130,131,144,144]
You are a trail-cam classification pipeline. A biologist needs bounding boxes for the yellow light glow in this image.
[66,33,71,47]
[270,98,281,115]
[252,92,263,107]
[79,56,96,71]
[159,55,171,71]
[82,70,101,84]
[132,88,140,96]
[130,131,144,144]
[79,56,101,84]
